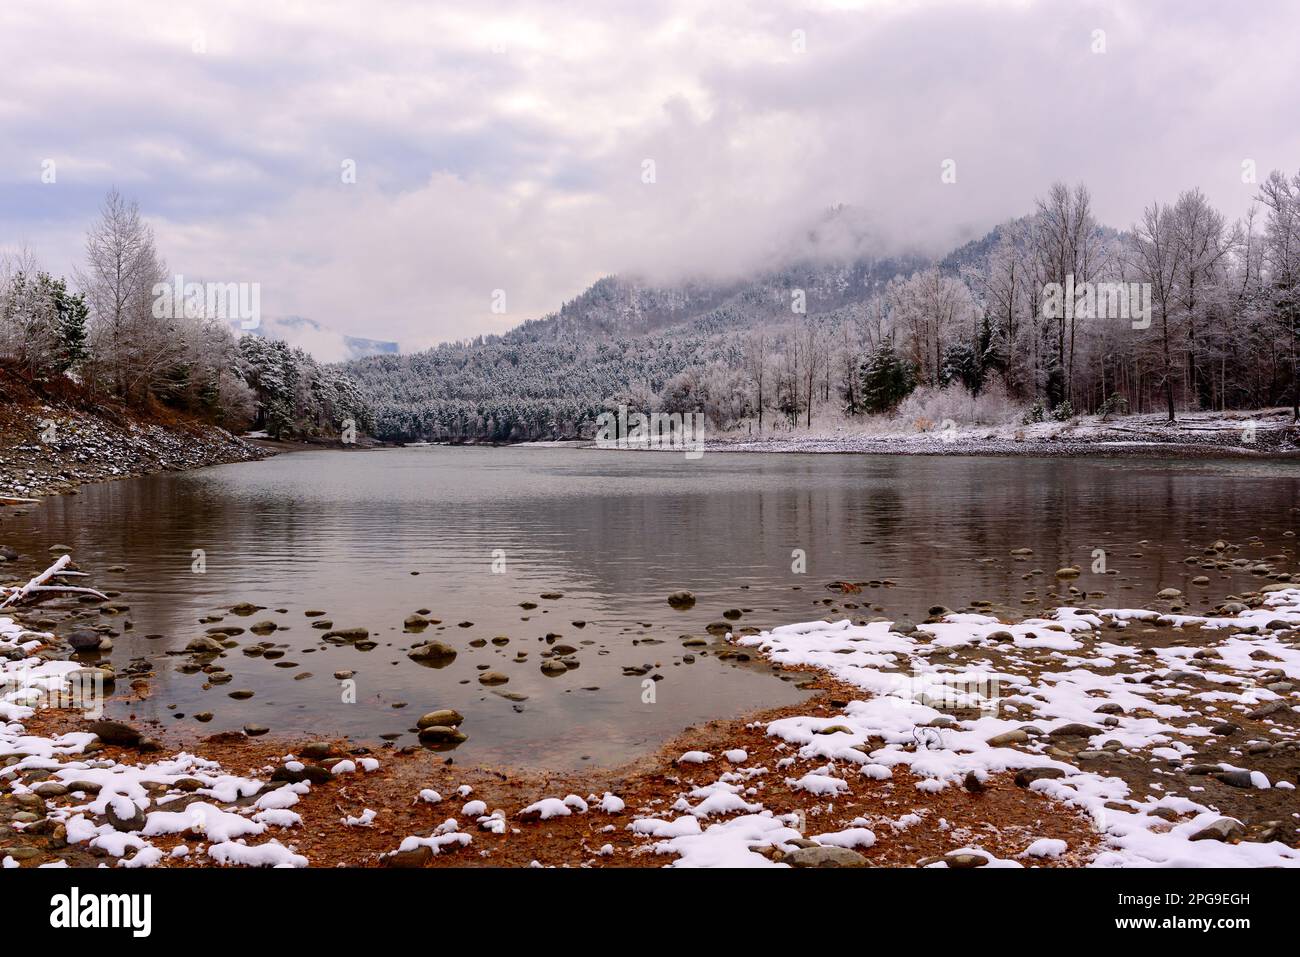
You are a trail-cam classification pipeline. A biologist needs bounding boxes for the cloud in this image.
[1,0,1297,352]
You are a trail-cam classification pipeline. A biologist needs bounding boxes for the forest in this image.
[0,190,372,440]
[5,172,1297,447]
[348,171,1300,442]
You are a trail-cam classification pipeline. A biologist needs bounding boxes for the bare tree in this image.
[76,188,172,399]
[1256,169,1300,420]
[1173,189,1235,408]
[1130,201,1186,422]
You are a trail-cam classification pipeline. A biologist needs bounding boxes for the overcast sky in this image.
[2,0,1297,355]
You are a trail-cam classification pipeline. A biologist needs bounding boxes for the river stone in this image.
[1214,770,1256,789]
[272,763,331,785]
[185,636,225,654]
[87,720,142,747]
[944,852,988,869]
[666,591,696,609]
[416,709,464,729]
[408,641,457,663]
[477,671,508,685]
[249,620,278,635]
[1247,701,1292,719]
[1047,723,1098,738]
[418,726,467,746]
[385,845,433,868]
[986,729,1029,746]
[1190,818,1245,842]
[1015,767,1066,788]
[300,741,335,759]
[540,660,567,676]
[324,627,369,643]
[1055,567,1080,579]
[229,602,261,616]
[785,845,869,868]
[67,629,104,651]
[1156,588,1182,599]
[106,800,146,832]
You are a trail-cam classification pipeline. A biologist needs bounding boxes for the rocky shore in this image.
[0,396,266,500]
[3,536,1299,869]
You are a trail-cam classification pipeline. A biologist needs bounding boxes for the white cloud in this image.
[1,0,1297,352]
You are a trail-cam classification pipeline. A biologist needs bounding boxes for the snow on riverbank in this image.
[603,588,1300,867]
[703,408,1299,457]
[1,615,309,868]
[5,557,1299,867]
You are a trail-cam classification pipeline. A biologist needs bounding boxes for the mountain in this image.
[344,245,930,442]
[235,315,399,363]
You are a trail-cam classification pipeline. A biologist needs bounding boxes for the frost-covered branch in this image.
[0,554,109,609]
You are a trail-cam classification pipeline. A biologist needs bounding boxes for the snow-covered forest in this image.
[0,189,371,440]
[349,172,1300,443]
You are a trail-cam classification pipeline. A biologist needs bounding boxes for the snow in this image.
[0,612,313,868]
[1023,838,1068,859]
[676,750,713,764]
[520,798,573,820]
[811,827,877,849]
[610,588,1300,868]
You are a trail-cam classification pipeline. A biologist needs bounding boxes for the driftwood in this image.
[0,496,42,504]
[0,554,109,609]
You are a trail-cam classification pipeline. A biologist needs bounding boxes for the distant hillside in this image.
[347,172,1282,445]
[235,315,398,363]
[345,250,928,441]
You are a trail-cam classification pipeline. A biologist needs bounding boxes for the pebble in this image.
[785,845,869,868]
[416,710,464,729]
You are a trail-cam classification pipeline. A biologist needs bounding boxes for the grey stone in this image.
[786,845,869,868]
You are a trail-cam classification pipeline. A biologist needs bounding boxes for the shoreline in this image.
[4,544,1298,868]
[0,405,271,501]
[418,408,1300,460]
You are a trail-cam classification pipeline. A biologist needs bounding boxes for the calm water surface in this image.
[4,447,1298,768]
